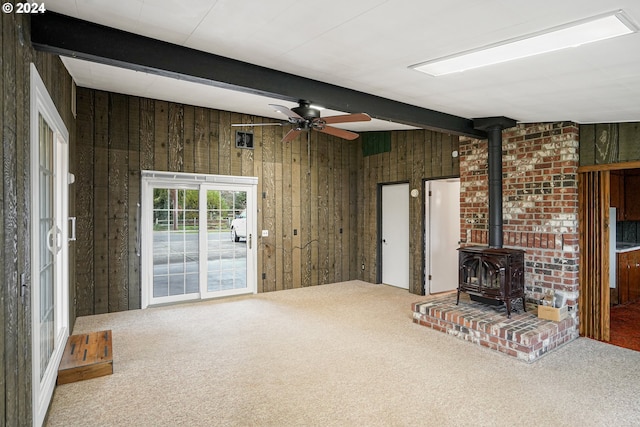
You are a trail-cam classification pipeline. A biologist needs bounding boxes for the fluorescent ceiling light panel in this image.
[411,10,637,76]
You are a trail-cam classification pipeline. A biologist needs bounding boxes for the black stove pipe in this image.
[473,117,517,249]
[487,125,504,248]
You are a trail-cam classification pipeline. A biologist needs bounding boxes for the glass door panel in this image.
[152,188,200,300]
[38,114,56,379]
[205,189,247,292]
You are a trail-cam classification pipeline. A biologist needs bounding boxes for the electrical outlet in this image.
[361,264,365,270]
[261,230,269,237]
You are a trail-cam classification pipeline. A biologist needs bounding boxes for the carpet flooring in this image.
[46,281,640,427]
[610,301,640,351]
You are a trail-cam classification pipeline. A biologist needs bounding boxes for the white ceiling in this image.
[47,0,640,131]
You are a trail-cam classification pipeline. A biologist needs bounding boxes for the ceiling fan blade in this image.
[282,129,302,143]
[269,104,303,120]
[231,122,284,127]
[322,113,371,125]
[317,126,360,140]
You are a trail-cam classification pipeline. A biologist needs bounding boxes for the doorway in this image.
[31,64,70,427]
[141,172,257,307]
[579,163,640,350]
[425,178,460,294]
[381,183,409,289]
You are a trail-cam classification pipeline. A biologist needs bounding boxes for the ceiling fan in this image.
[232,100,371,143]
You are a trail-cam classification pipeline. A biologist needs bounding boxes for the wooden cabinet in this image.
[610,169,640,221]
[610,171,625,221]
[624,171,640,221]
[617,249,640,304]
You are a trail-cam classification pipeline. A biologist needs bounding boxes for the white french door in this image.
[31,64,70,427]
[141,172,257,307]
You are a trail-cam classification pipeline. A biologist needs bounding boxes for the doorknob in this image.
[382,239,387,244]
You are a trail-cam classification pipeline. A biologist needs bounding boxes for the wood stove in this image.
[457,246,525,318]
[457,117,526,318]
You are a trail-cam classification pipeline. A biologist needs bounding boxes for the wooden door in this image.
[578,170,610,341]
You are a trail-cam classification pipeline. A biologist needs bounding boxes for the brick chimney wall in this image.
[459,122,580,308]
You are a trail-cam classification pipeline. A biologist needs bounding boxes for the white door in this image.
[382,183,409,289]
[141,172,257,307]
[425,178,460,294]
[31,64,70,427]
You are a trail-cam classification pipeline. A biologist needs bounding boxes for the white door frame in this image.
[140,171,257,308]
[30,63,70,427]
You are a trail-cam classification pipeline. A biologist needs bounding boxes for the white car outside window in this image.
[230,210,247,242]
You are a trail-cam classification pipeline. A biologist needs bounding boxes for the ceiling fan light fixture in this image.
[410,10,637,76]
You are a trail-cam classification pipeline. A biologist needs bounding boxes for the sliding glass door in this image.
[31,64,70,427]
[141,172,257,307]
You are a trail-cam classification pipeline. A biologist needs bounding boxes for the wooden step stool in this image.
[57,330,113,385]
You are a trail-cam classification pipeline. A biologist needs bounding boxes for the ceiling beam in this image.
[31,12,487,139]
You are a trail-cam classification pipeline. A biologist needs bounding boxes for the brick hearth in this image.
[412,293,578,362]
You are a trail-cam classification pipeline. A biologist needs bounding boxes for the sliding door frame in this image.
[140,171,258,308]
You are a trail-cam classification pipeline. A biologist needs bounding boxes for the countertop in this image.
[616,242,640,253]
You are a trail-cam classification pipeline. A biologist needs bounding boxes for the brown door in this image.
[578,170,610,341]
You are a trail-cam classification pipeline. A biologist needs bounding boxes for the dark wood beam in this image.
[31,12,487,139]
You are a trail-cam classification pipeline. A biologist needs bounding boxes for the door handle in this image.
[382,239,387,244]
[68,217,77,241]
[249,233,252,249]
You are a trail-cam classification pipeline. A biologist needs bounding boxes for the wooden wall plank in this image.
[282,138,293,289]
[229,113,243,176]
[168,103,184,172]
[183,106,195,173]
[128,97,141,309]
[208,109,219,174]
[291,138,302,289]
[240,115,255,177]
[349,141,358,279]
[108,93,129,312]
[0,14,6,419]
[261,125,276,292]
[318,134,330,284]
[18,30,35,424]
[389,132,398,182]
[154,101,168,171]
[193,107,209,174]
[2,10,19,421]
[618,122,640,162]
[310,132,320,286]
[218,111,231,175]
[93,90,110,314]
[334,142,344,282]
[275,138,284,291]
[253,120,263,290]
[139,98,155,170]
[75,89,95,316]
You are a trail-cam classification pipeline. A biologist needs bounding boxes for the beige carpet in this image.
[46,281,640,426]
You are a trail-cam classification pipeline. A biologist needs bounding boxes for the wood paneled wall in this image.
[74,89,361,314]
[75,88,460,312]
[356,130,460,294]
[1,12,76,426]
[580,122,640,166]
